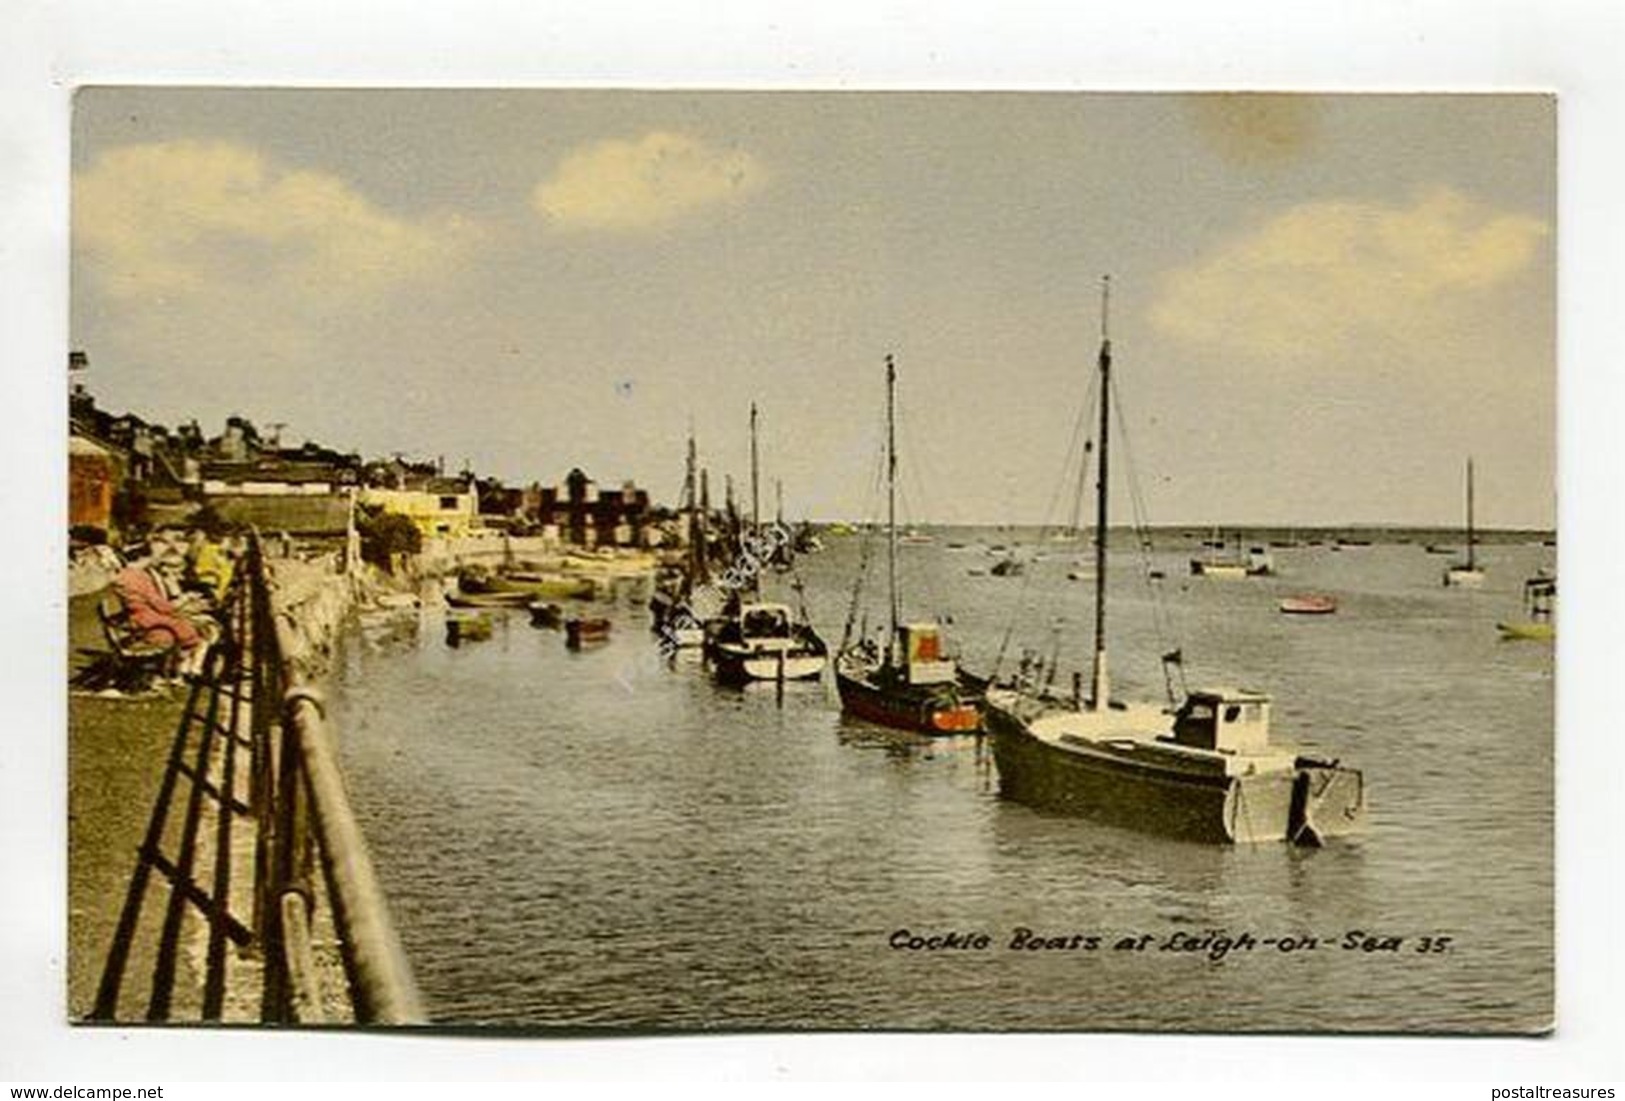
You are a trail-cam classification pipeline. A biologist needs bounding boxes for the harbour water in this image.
[331,534,1554,1032]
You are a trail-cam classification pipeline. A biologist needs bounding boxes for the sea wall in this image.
[264,552,354,682]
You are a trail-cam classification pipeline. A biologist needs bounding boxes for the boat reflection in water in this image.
[986,276,1365,846]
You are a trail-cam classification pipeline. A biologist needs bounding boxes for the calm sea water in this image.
[331,534,1554,1032]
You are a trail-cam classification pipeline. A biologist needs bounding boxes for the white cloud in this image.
[533,131,766,231]
[1150,188,1549,361]
[74,139,479,306]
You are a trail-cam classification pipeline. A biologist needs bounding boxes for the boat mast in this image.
[1466,457,1476,571]
[1090,276,1112,711]
[750,402,761,538]
[886,354,900,667]
[684,432,703,583]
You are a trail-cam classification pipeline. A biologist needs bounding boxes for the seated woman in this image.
[185,529,236,605]
[113,550,219,678]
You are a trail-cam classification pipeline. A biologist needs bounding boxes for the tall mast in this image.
[750,402,760,537]
[684,432,701,581]
[886,354,900,664]
[1466,457,1476,570]
[1090,276,1112,711]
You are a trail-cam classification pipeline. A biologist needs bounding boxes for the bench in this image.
[71,591,177,693]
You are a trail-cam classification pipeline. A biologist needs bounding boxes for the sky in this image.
[70,90,1556,528]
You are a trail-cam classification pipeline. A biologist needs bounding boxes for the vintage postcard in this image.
[66,89,1554,1033]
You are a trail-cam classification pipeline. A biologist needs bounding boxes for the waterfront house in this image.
[537,468,651,548]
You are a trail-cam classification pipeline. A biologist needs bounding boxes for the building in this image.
[358,481,478,538]
[69,436,118,532]
[536,468,651,548]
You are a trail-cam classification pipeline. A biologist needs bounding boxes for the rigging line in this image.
[1034,370,1099,542]
[1109,372,1188,697]
[991,367,1100,684]
[1064,377,1102,539]
[843,393,896,649]
[893,396,943,528]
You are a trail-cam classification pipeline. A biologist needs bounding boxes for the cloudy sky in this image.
[71,90,1555,527]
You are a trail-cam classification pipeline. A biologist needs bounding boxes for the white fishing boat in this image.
[985,277,1366,845]
[703,403,828,682]
[707,601,828,683]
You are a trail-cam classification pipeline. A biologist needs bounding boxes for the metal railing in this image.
[89,533,424,1024]
[246,533,426,1025]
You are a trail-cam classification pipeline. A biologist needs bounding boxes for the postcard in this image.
[66,88,1554,1034]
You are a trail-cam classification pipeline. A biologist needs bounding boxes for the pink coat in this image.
[114,565,204,649]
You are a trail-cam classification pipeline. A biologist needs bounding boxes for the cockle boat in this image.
[707,600,828,683]
[985,277,1365,845]
[834,355,981,734]
[702,403,829,684]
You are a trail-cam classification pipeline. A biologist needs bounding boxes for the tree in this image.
[355,504,422,572]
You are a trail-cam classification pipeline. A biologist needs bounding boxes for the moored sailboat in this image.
[1443,458,1486,587]
[984,277,1366,845]
[650,432,709,648]
[835,355,981,734]
[702,402,828,683]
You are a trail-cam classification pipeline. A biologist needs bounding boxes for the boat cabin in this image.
[1169,688,1273,753]
[1523,575,1556,621]
[740,603,794,639]
[898,622,956,686]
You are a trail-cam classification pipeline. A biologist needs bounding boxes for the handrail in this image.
[247,532,426,1025]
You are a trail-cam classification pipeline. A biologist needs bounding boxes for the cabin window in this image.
[439,495,460,510]
[1224,704,1241,723]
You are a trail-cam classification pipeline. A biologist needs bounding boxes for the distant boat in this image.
[565,616,611,649]
[528,601,564,628]
[1279,594,1338,616]
[985,276,1365,845]
[898,529,935,545]
[445,590,532,609]
[1189,531,1273,577]
[1497,574,1555,641]
[1443,458,1486,587]
[990,556,1024,577]
[836,357,981,734]
[445,613,493,646]
[459,567,596,601]
[1424,544,1457,556]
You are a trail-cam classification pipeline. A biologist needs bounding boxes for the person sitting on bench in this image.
[113,548,219,678]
